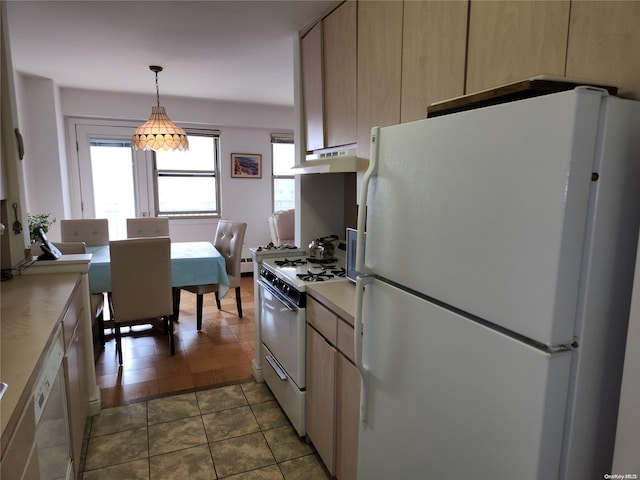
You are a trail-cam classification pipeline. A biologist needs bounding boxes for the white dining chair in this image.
[109,236,174,365]
[61,217,114,323]
[268,209,295,246]
[126,217,170,238]
[181,220,247,330]
[60,219,110,246]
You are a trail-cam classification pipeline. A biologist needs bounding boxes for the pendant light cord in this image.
[155,71,161,107]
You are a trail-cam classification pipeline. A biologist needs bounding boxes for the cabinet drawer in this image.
[307,298,337,345]
[337,318,355,363]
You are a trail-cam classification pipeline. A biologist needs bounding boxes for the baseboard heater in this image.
[240,257,254,274]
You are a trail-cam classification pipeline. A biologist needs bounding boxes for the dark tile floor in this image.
[80,382,331,479]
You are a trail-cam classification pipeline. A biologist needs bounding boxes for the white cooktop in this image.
[262,254,347,291]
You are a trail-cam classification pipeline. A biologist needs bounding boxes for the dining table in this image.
[87,241,229,320]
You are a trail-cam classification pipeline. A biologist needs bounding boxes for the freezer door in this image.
[357,279,572,480]
[364,88,606,346]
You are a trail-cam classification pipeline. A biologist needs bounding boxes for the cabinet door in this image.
[566,1,640,101]
[357,0,403,159]
[324,0,357,148]
[302,22,325,152]
[466,0,570,93]
[306,325,336,475]
[336,354,360,480]
[64,325,83,473]
[401,0,468,123]
[63,291,89,472]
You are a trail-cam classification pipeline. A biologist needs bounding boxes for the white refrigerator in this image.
[354,87,640,479]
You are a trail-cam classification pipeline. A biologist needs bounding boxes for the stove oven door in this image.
[259,280,306,388]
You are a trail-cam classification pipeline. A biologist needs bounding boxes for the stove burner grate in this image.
[330,267,346,277]
[297,269,335,282]
[306,257,337,264]
[275,258,307,267]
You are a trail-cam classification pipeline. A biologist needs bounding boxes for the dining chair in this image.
[126,217,170,238]
[60,217,114,322]
[109,236,174,365]
[268,208,295,246]
[181,220,247,330]
[53,241,106,347]
[60,218,110,246]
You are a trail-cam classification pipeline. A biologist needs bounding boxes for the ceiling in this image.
[5,0,336,107]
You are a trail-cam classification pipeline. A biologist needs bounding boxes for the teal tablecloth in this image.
[87,241,229,295]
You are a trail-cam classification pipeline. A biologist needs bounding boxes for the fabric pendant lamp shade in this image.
[132,65,189,151]
[132,106,189,151]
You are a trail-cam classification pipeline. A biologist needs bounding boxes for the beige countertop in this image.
[306,280,356,325]
[1,272,80,441]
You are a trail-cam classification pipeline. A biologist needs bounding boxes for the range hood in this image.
[291,147,368,174]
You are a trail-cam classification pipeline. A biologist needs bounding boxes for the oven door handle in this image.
[265,353,288,381]
[259,279,298,311]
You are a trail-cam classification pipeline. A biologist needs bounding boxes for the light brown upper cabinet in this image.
[566,1,640,101]
[302,22,324,152]
[401,1,468,123]
[324,0,357,149]
[302,1,357,154]
[466,0,570,94]
[357,0,403,159]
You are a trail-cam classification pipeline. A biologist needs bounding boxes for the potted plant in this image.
[28,213,56,244]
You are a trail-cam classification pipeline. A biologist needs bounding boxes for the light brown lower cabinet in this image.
[336,354,360,480]
[63,286,89,474]
[306,294,360,479]
[306,326,336,473]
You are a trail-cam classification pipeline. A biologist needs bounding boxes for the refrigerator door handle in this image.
[356,127,380,273]
[355,274,374,423]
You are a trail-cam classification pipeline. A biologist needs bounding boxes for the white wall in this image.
[18,75,71,242]
[16,77,294,262]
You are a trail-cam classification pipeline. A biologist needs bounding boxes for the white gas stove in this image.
[258,249,347,437]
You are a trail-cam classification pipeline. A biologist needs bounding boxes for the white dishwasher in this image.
[33,326,73,480]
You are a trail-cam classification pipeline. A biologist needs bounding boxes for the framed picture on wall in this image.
[231,153,262,178]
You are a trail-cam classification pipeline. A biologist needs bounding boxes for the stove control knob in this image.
[283,285,290,295]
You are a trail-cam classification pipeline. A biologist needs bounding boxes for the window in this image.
[272,135,295,211]
[155,131,220,217]
[89,138,137,239]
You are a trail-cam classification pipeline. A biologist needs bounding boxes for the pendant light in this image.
[132,65,189,151]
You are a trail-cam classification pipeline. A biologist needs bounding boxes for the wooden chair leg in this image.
[196,294,204,331]
[167,315,175,355]
[172,287,181,322]
[235,286,243,318]
[115,324,123,365]
[107,291,115,319]
[215,291,221,310]
[97,310,105,346]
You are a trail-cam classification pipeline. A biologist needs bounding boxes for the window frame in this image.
[153,129,221,218]
[271,133,295,212]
